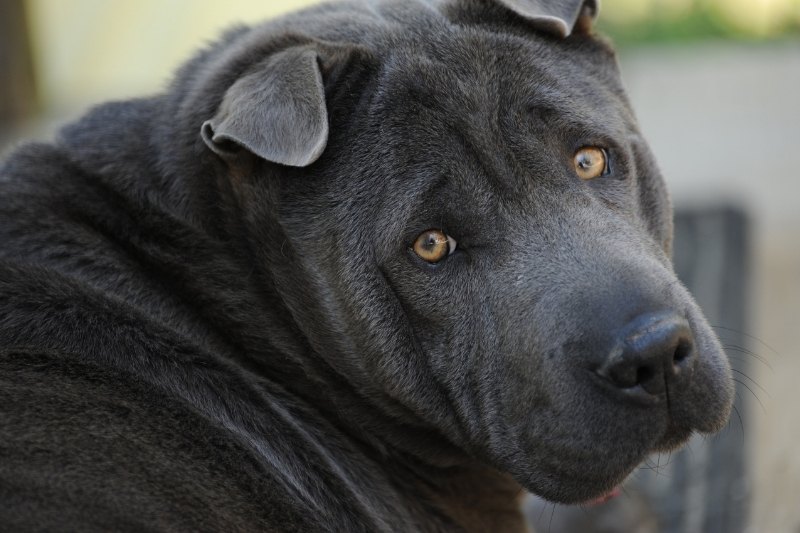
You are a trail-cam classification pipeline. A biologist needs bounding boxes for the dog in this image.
[0,0,733,531]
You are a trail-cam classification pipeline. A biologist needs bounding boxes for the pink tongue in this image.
[586,486,621,506]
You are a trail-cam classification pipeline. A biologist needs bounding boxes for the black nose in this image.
[596,311,696,401]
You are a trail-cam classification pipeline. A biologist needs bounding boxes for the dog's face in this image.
[197,0,733,504]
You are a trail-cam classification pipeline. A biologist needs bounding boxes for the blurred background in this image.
[1,0,798,531]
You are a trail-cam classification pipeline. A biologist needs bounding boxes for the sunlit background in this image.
[1,1,799,532]
[6,0,798,115]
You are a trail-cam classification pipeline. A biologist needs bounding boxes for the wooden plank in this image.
[0,0,37,143]
[672,207,751,533]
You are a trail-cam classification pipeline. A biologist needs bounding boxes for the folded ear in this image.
[201,46,328,168]
[494,0,599,38]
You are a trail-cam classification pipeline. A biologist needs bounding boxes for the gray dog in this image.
[0,0,733,531]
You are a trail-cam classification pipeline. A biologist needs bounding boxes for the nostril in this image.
[595,311,696,401]
[670,338,694,376]
[673,339,692,365]
[636,365,656,386]
[604,359,662,392]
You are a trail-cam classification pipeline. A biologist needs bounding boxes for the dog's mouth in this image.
[585,485,622,506]
[520,412,699,505]
[574,421,695,505]
[578,436,685,506]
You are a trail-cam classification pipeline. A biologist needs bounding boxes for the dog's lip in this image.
[584,485,622,506]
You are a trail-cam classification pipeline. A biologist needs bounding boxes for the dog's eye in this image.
[412,229,457,263]
[574,147,610,180]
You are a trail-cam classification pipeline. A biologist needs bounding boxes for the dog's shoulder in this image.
[0,341,318,531]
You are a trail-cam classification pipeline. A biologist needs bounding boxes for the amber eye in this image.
[412,229,457,263]
[574,147,609,180]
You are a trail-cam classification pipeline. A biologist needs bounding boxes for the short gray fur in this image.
[525,206,751,533]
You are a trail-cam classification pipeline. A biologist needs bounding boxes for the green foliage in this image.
[597,2,800,45]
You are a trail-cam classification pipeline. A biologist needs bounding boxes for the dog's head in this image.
[190,0,733,504]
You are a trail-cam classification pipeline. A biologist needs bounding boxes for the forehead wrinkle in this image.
[517,73,637,137]
[372,30,630,219]
[376,26,510,108]
[381,58,493,119]
[448,121,516,201]
[376,71,529,206]
[528,100,630,147]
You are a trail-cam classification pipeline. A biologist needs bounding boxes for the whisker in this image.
[636,459,658,474]
[720,391,746,438]
[639,465,659,474]
[732,378,767,413]
[643,456,657,469]
[731,404,745,443]
[642,454,674,479]
[726,353,772,372]
[684,439,696,459]
[723,344,773,370]
[654,452,671,467]
[537,496,549,524]
[731,368,770,398]
[712,325,781,358]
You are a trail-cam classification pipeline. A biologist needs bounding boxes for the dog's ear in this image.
[493,0,599,38]
[201,46,328,168]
